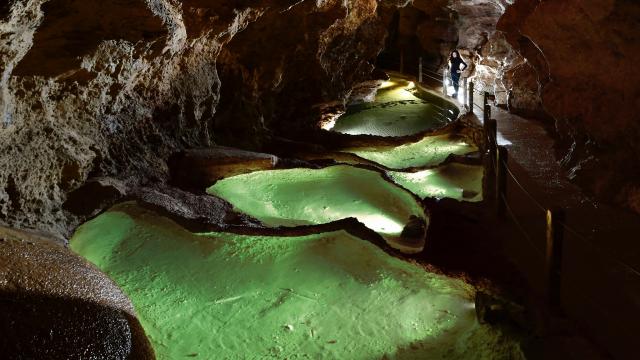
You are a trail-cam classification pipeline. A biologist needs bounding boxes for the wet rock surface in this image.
[0,226,154,359]
[168,146,279,191]
[497,0,640,214]
[0,0,404,235]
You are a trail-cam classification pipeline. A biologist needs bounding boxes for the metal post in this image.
[418,57,423,83]
[545,208,565,313]
[484,91,490,107]
[469,81,474,112]
[463,77,468,106]
[443,69,448,96]
[496,146,508,217]
[483,104,491,124]
[484,119,498,201]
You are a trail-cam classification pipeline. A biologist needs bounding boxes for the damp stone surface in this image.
[389,163,484,202]
[207,165,428,253]
[70,203,524,360]
[330,76,458,137]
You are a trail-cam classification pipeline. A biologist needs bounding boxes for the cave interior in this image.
[1,0,639,359]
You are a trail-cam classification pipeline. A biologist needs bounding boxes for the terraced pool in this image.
[330,76,459,137]
[68,72,507,359]
[206,165,428,253]
[71,203,522,360]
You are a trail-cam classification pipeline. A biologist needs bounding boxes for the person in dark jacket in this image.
[448,50,468,97]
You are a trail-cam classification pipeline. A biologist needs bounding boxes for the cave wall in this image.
[497,0,640,212]
[0,0,405,235]
[399,0,640,214]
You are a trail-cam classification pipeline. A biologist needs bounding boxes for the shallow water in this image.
[331,77,458,137]
[71,203,523,360]
[206,165,427,252]
[68,73,506,359]
[343,133,478,170]
[390,163,484,202]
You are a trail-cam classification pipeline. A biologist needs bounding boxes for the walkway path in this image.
[473,104,640,360]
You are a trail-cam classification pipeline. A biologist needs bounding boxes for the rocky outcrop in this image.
[0,0,404,235]
[497,0,640,213]
[0,225,154,358]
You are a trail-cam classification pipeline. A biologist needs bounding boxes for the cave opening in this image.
[1,1,639,359]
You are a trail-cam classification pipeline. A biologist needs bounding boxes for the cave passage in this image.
[330,74,459,137]
[69,71,496,357]
[70,203,522,360]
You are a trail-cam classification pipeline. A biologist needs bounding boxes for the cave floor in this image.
[71,203,523,360]
[68,76,527,359]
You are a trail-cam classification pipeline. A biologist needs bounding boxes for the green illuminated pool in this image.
[330,76,458,137]
[206,165,427,253]
[390,163,484,202]
[342,133,477,170]
[70,203,523,360]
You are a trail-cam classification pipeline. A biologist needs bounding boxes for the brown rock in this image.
[0,0,403,234]
[168,146,279,190]
[498,0,640,213]
[0,226,154,359]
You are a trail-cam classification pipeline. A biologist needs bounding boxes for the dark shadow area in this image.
[0,291,154,360]
[375,3,457,74]
[13,0,167,77]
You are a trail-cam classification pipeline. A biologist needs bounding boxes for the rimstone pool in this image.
[69,74,511,358]
[71,203,521,359]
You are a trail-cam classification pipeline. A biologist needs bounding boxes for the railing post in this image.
[442,69,448,96]
[469,81,474,111]
[496,146,508,217]
[483,104,491,124]
[545,208,565,314]
[418,57,423,83]
[463,77,468,106]
[484,118,498,201]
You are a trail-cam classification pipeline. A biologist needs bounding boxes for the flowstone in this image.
[70,203,524,360]
[207,165,428,253]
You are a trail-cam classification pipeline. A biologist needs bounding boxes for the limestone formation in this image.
[497,0,640,213]
[0,225,154,359]
[0,0,404,235]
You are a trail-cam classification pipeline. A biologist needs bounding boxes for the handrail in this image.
[486,119,640,278]
[498,152,640,277]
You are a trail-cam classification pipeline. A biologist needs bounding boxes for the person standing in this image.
[448,50,468,97]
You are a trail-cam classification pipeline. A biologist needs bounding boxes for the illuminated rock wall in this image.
[498,0,640,212]
[0,0,406,234]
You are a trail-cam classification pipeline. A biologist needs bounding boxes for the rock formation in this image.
[397,0,640,214]
[0,225,154,358]
[497,0,640,213]
[0,0,407,236]
[1,0,639,240]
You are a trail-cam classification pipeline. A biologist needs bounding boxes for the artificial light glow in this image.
[318,111,344,131]
[344,134,478,169]
[69,203,521,359]
[388,163,484,202]
[330,75,459,137]
[379,80,397,89]
[357,214,405,234]
[206,165,426,249]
